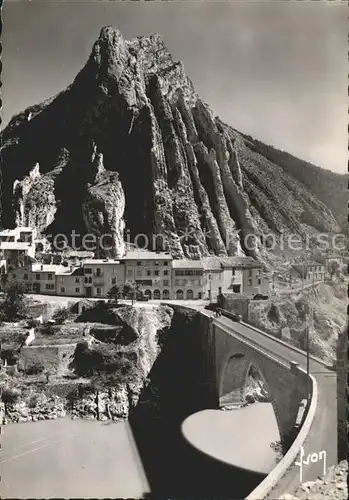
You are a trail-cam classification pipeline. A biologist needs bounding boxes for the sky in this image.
[2,0,347,173]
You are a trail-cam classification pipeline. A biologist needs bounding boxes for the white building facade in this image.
[124,251,173,300]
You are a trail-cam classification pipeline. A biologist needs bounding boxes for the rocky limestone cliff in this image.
[248,282,346,364]
[0,27,343,258]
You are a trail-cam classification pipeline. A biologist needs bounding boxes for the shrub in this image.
[52,307,69,325]
[268,303,280,323]
[1,281,29,321]
[27,393,40,408]
[25,362,45,375]
[39,323,56,335]
[1,387,21,404]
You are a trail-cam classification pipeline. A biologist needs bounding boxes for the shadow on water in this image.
[129,309,265,499]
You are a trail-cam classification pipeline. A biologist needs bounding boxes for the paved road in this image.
[201,310,337,498]
[0,418,150,499]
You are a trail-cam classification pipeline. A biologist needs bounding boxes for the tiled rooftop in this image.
[83,259,122,265]
[32,264,63,273]
[124,251,172,261]
[172,260,204,269]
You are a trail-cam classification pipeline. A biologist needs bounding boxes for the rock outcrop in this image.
[0,27,343,257]
[279,460,348,500]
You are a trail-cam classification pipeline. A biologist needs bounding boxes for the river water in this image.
[1,403,280,498]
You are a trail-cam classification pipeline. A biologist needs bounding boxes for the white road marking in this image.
[1,432,70,455]
[0,434,76,464]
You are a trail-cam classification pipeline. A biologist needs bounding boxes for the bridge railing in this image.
[214,315,290,369]
[218,307,332,369]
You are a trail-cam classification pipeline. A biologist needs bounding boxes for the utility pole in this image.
[302,261,310,404]
[306,305,311,403]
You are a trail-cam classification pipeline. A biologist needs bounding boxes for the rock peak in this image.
[98,26,124,43]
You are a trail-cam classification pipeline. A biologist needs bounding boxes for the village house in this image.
[172,260,205,300]
[0,227,37,276]
[202,257,224,301]
[292,261,327,282]
[11,263,63,294]
[124,251,173,300]
[205,256,269,298]
[82,259,125,298]
[56,266,85,297]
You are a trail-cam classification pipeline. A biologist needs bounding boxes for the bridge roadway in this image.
[199,308,337,499]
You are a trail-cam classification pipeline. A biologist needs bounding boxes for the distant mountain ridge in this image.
[0,27,344,260]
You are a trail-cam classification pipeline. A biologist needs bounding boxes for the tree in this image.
[1,386,21,423]
[1,281,29,321]
[25,362,45,375]
[328,260,340,280]
[122,282,139,305]
[107,285,122,304]
[52,306,69,325]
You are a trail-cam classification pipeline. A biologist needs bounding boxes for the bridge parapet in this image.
[212,321,308,449]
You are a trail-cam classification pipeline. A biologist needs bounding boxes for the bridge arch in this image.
[219,350,283,441]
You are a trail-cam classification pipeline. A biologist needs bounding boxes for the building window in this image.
[257,278,261,285]
[84,268,92,274]
[24,274,28,280]
[112,277,117,285]
[96,287,101,296]
[248,278,252,286]
[162,289,170,299]
[75,278,80,283]
[61,287,66,293]
[164,270,169,276]
[248,270,252,277]
[36,274,41,280]
[175,279,180,286]
[136,269,142,276]
[75,288,80,293]
[96,268,102,277]
[144,289,152,299]
[45,284,55,290]
[127,270,133,277]
[232,268,235,276]
[176,289,184,300]
[147,270,151,276]
[154,262,159,267]
[48,274,53,280]
[136,261,142,266]
[153,289,161,300]
[164,261,168,266]
[154,270,159,276]
[186,289,194,300]
[163,280,169,286]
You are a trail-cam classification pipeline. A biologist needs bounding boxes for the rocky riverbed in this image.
[280,461,348,500]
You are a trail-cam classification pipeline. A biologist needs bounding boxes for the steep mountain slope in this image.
[0,27,343,259]
[240,133,347,232]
